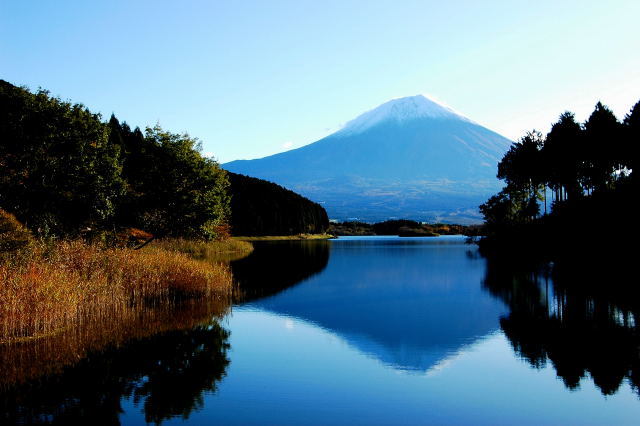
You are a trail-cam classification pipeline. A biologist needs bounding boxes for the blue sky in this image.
[2,0,639,163]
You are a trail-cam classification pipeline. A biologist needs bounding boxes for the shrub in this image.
[0,209,35,263]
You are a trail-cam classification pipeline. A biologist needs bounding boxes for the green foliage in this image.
[479,192,513,228]
[480,184,540,231]
[117,124,231,239]
[0,80,230,240]
[498,131,544,191]
[0,80,125,236]
[490,131,545,225]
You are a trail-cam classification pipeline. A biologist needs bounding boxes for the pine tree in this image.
[543,112,583,201]
[623,100,640,180]
[583,102,623,191]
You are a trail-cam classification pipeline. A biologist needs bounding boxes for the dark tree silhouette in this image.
[542,112,583,202]
[228,172,328,236]
[583,102,623,191]
[623,100,640,180]
[479,98,638,257]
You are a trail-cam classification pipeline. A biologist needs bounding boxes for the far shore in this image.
[233,234,334,241]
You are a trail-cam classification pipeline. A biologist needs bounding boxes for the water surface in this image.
[3,236,639,425]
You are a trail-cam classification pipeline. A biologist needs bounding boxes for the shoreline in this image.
[0,238,253,345]
[233,234,334,241]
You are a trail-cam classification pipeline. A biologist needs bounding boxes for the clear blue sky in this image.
[2,0,639,163]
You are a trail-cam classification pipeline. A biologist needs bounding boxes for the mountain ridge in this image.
[224,95,511,223]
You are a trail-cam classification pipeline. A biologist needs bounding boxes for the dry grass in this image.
[0,209,35,264]
[234,233,334,241]
[150,237,253,262]
[0,241,232,343]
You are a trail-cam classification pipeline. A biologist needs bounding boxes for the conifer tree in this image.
[543,112,583,201]
[623,101,640,180]
[583,102,622,191]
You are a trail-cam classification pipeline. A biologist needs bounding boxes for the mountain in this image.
[224,95,512,223]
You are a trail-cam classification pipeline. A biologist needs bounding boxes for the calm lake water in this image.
[3,236,640,425]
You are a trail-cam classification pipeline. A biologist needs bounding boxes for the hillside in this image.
[225,95,511,223]
[228,173,328,236]
[0,79,328,239]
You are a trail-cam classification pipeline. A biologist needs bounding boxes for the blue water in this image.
[4,236,640,425]
[129,236,640,425]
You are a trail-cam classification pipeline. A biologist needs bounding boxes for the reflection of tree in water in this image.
[0,239,332,424]
[0,321,230,425]
[483,257,640,396]
[232,240,330,303]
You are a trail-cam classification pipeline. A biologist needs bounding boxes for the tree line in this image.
[228,172,328,236]
[480,99,639,236]
[328,219,479,236]
[0,79,229,239]
[0,79,328,240]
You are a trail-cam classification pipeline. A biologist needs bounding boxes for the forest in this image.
[328,219,480,236]
[0,79,228,240]
[228,172,328,236]
[479,99,639,260]
[0,79,328,240]
[0,79,327,345]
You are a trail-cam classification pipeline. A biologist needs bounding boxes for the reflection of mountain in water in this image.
[241,237,507,372]
[232,240,330,303]
[0,321,230,425]
[483,257,640,397]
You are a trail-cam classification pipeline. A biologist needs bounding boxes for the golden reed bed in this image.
[0,210,251,387]
[0,240,233,343]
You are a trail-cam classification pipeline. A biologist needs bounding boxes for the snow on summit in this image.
[224,94,512,223]
[337,95,472,136]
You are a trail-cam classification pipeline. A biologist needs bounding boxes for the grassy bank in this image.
[234,233,334,241]
[0,240,234,343]
[150,237,253,262]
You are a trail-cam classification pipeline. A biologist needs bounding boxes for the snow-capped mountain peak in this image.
[224,93,512,224]
[336,95,471,136]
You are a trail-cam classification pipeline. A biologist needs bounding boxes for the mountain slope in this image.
[228,172,328,236]
[225,95,511,223]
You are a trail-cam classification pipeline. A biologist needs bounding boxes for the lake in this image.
[2,236,639,425]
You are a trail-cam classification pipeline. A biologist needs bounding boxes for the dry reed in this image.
[0,241,233,343]
[150,237,253,262]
